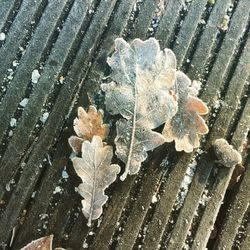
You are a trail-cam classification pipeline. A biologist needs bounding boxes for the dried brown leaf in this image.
[71,136,120,226]
[101,38,178,180]
[69,106,109,152]
[20,235,53,250]
[162,71,209,153]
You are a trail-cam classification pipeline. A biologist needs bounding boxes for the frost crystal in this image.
[31,69,40,83]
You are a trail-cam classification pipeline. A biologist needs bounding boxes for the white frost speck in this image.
[83,242,88,248]
[40,112,49,123]
[53,186,62,194]
[151,194,158,203]
[31,69,40,83]
[0,32,6,41]
[19,98,29,107]
[62,167,69,179]
[10,118,17,127]
[12,60,19,67]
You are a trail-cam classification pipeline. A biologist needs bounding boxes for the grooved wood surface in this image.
[0,0,249,249]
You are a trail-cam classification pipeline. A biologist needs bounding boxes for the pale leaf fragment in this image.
[71,136,120,226]
[20,235,53,250]
[162,71,208,153]
[115,119,166,179]
[101,38,178,180]
[214,138,242,168]
[68,106,109,153]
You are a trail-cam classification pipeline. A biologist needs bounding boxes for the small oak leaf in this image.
[101,38,178,180]
[20,235,53,250]
[162,71,209,153]
[68,106,109,153]
[71,136,120,226]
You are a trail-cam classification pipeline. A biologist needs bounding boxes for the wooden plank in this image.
[0,0,47,85]
[155,0,183,48]
[0,0,19,31]
[201,0,249,107]
[187,0,233,79]
[0,0,73,142]
[172,0,208,66]
[0,0,249,249]
[142,1,250,248]
[211,98,250,250]
[213,161,250,250]
[166,24,250,250]
[0,0,118,245]
[241,215,250,250]
[0,0,93,200]
[128,0,158,40]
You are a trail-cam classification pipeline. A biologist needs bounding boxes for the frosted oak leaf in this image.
[71,136,120,226]
[68,106,109,153]
[162,71,209,152]
[115,119,166,177]
[101,38,178,180]
[20,235,53,250]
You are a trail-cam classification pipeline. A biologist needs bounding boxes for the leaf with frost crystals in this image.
[115,119,166,178]
[101,38,178,180]
[162,71,209,153]
[68,106,109,153]
[71,136,120,226]
[20,235,53,250]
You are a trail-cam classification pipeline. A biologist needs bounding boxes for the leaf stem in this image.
[120,77,138,181]
[88,147,97,226]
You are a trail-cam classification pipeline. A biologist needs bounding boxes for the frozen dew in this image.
[31,69,41,83]
[10,118,17,127]
[0,32,6,41]
[40,112,49,124]
[19,98,29,107]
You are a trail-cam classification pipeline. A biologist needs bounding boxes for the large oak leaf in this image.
[101,38,178,180]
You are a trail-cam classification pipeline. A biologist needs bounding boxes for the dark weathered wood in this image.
[241,212,250,250]
[169,29,249,249]
[0,0,118,245]
[0,0,73,141]
[212,97,250,250]
[155,0,183,48]
[0,0,19,31]
[201,0,249,107]
[172,0,208,66]
[0,0,249,249]
[187,0,233,79]
[128,0,158,40]
[0,0,46,86]
[0,0,85,199]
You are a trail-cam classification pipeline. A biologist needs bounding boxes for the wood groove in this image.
[0,0,48,86]
[0,0,249,249]
[0,0,92,200]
